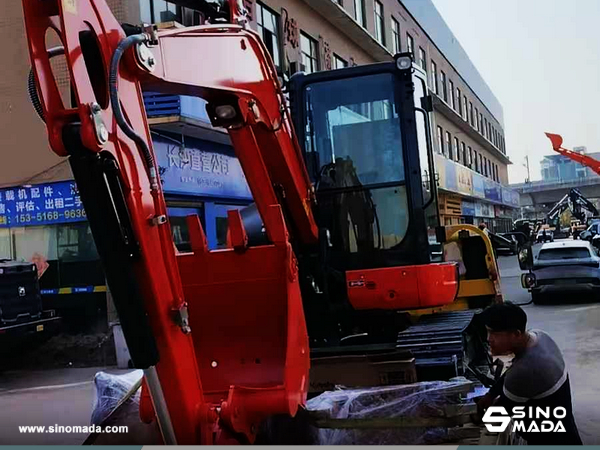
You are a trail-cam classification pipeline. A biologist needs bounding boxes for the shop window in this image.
[13,225,60,288]
[168,206,205,253]
[14,226,58,262]
[57,223,104,287]
[57,222,98,262]
[0,228,10,259]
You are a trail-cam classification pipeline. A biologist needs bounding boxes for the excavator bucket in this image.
[545,132,564,150]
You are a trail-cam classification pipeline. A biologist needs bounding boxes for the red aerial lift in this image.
[21,0,501,444]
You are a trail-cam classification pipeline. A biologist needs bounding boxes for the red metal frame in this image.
[545,132,600,176]
[21,0,311,444]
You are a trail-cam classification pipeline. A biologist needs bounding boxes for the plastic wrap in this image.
[306,377,476,445]
[90,370,143,426]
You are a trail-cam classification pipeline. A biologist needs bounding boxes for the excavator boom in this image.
[545,132,600,176]
[22,0,314,443]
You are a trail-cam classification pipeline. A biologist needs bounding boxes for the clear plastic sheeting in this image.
[306,377,476,445]
[90,370,143,426]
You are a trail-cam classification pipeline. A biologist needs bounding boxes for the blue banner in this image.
[445,159,458,191]
[472,173,485,198]
[154,135,252,200]
[0,180,86,228]
[461,200,476,216]
[484,178,502,202]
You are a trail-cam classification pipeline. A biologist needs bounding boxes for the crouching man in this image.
[476,302,583,445]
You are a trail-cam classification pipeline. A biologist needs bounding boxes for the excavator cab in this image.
[291,54,440,272]
[290,54,500,380]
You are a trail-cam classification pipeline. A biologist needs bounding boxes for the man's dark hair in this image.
[481,301,527,332]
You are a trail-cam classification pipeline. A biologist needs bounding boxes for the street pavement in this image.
[0,367,131,445]
[1,244,600,444]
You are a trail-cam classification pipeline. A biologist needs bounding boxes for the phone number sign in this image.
[0,180,86,228]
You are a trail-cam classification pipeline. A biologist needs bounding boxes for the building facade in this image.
[0,0,517,325]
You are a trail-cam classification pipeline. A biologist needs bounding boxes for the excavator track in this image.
[397,310,487,381]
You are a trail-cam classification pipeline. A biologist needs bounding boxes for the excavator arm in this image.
[570,188,599,221]
[545,132,600,176]
[22,0,314,444]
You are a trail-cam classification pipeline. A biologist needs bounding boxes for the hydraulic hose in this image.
[109,33,158,190]
[27,46,65,123]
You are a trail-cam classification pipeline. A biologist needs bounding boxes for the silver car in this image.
[529,240,600,304]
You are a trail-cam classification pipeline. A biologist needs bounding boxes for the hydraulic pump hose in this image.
[27,46,65,123]
[109,33,158,190]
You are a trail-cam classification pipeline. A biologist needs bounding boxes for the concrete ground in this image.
[498,244,600,444]
[0,366,132,445]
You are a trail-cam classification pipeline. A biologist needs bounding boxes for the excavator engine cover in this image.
[346,263,459,310]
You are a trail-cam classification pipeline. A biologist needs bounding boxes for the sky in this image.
[431,0,600,184]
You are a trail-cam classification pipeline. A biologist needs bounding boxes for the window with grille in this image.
[374,1,385,45]
[334,54,348,69]
[437,126,444,155]
[469,102,474,126]
[441,71,447,103]
[419,47,427,73]
[300,32,319,74]
[430,60,438,95]
[391,17,401,54]
[454,137,460,163]
[354,0,366,27]
[256,2,282,70]
[147,1,204,25]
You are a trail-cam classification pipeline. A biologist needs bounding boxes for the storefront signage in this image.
[462,200,476,216]
[484,179,502,203]
[456,165,473,195]
[444,159,458,191]
[154,136,252,200]
[434,154,518,208]
[0,180,86,228]
[475,201,495,218]
[472,173,485,198]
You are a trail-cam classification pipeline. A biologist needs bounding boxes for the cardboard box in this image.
[309,352,417,393]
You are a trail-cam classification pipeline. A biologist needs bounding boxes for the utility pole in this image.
[524,155,531,183]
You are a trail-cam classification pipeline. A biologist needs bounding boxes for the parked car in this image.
[536,229,554,243]
[580,221,600,242]
[526,241,600,304]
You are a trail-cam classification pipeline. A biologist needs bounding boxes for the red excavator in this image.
[546,132,600,176]
[21,0,502,444]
